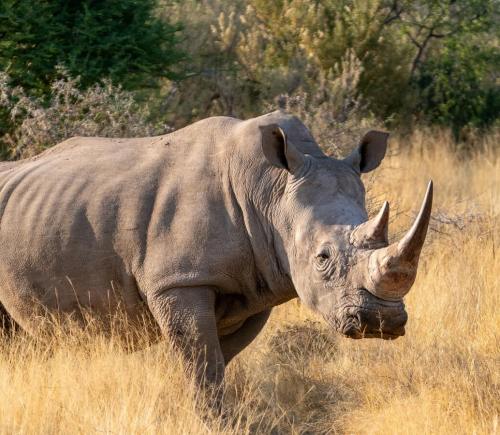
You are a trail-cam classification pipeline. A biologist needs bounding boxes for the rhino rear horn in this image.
[351,201,390,248]
[366,181,433,300]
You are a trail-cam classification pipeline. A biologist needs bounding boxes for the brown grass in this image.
[0,129,498,434]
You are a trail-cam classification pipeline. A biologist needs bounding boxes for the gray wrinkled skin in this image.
[0,110,431,390]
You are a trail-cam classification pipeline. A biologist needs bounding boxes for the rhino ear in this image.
[344,130,389,173]
[260,124,305,173]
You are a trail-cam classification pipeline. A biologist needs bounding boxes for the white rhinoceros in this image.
[0,110,432,389]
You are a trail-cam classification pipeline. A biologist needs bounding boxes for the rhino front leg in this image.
[147,287,225,395]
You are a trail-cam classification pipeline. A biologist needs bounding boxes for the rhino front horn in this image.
[366,181,433,300]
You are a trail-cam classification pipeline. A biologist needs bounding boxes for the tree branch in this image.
[409,28,439,80]
[382,0,404,25]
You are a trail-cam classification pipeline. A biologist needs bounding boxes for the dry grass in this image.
[0,129,498,434]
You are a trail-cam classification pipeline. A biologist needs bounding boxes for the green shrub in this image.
[416,36,500,139]
[0,0,184,96]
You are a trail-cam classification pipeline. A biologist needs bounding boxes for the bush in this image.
[415,36,500,140]
[159,1,416,124]
[0,0,184,96]
[268,51,378,158]
[0,0,498,152]
[0,70,167,159]
[159,0,498,142]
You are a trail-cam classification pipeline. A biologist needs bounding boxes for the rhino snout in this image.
[333,292,408,340]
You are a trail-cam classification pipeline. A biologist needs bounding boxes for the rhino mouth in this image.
[341,321,405,340]
[337,292,407,340]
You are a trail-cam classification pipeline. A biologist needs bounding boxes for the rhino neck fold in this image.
[227,158,297,306]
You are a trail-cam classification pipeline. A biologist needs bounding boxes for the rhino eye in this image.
[315,247,333,274]
[316,249,331,262]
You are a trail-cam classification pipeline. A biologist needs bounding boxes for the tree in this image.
[381,0,495,80]
[0,0,184,97]
[416,35,500,138]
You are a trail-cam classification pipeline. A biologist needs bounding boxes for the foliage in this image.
[160,0,412,123]
[0,0,498,154]
[0,0,184,96]
[0,70,168,159]
[266,51,379,158]
[415,35,500,139]
[157,0,498,140]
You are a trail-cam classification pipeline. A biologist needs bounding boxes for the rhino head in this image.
[257,118,432,340]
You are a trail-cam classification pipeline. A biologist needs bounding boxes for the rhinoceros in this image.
[0,110,432,390]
